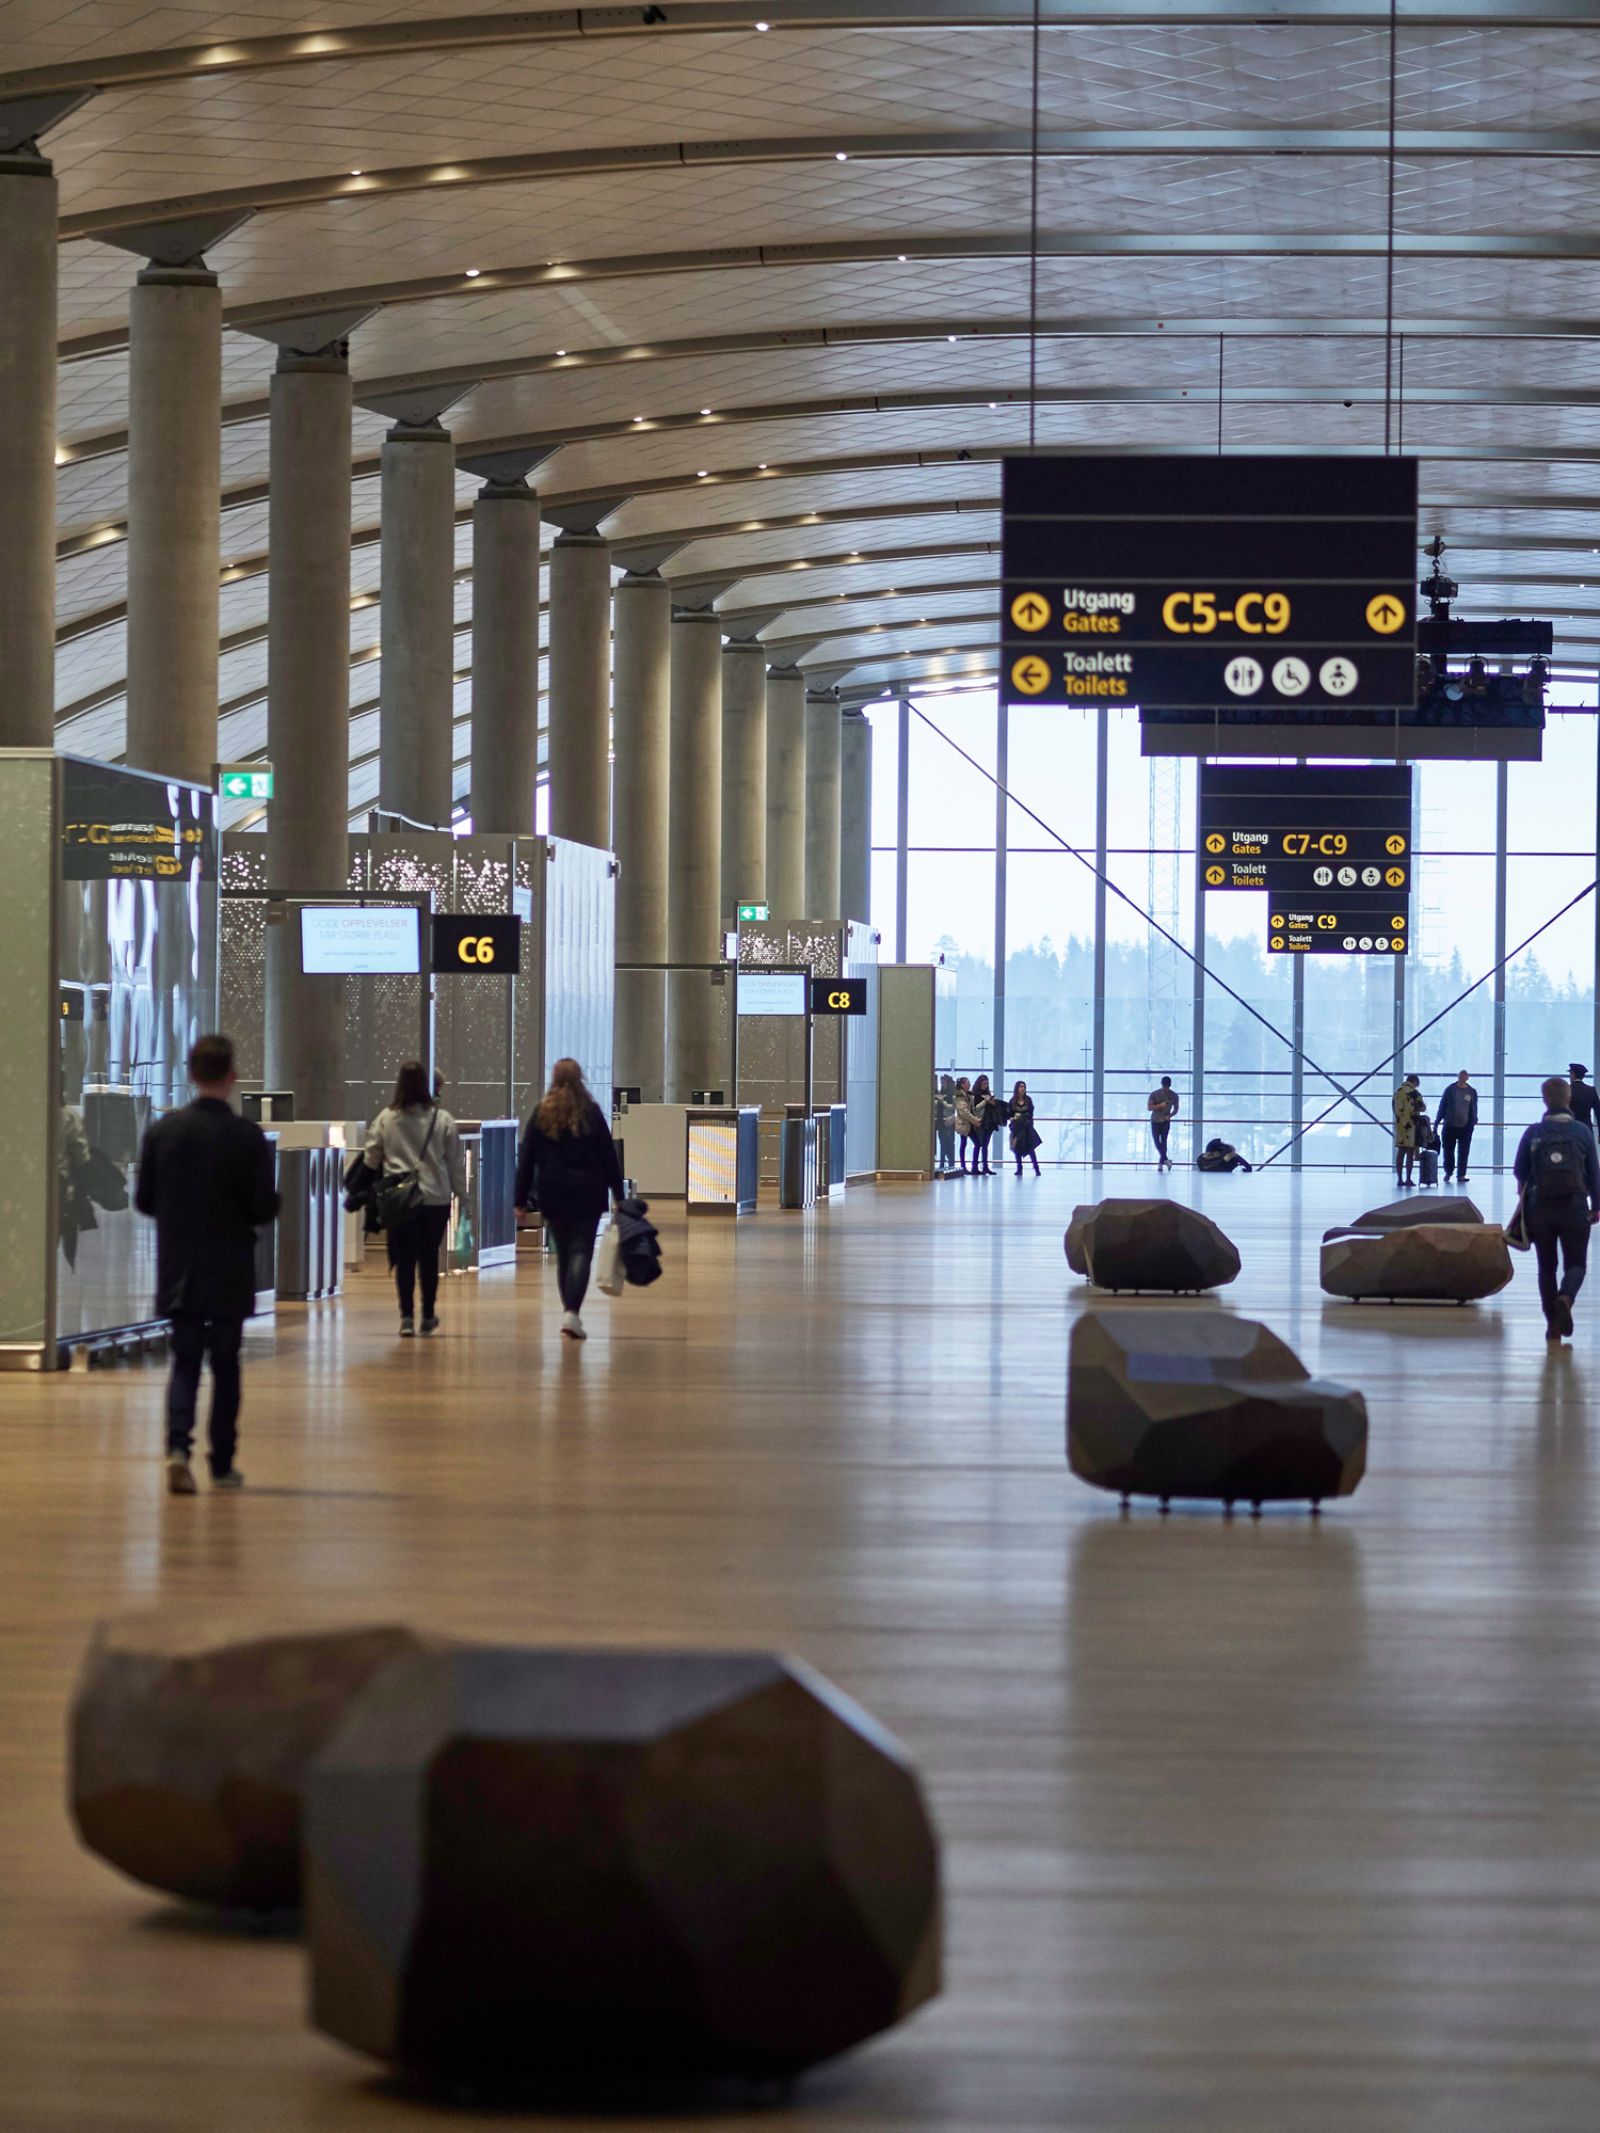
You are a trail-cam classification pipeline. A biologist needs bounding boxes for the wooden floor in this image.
[4,1166,1599,2131]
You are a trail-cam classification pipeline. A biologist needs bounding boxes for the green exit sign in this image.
[219,768,273,801]
[737,902,769,922]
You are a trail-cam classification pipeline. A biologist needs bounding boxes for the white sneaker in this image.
[560,1310,587,1341]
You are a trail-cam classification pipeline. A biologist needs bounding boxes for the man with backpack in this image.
[1513,1075,1600,1342]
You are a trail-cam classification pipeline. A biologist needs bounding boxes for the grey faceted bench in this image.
[1065,1198,1241,1294]
[1320,1220,1513,1304]
[70,1616,423,1909]
[307,1643,942,2085]
[1068,1310,1367,1513]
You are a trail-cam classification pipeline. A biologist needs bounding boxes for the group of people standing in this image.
[935,1076,1043,1177]
[1391,1070,1479,1188]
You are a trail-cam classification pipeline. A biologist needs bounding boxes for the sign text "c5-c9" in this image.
[1161,591,1291,635]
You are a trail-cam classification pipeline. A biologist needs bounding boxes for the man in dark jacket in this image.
[1513,1075,1600,1342]
[1568,1064,1599,1139]
[135,1034,280,1493]
[1434,1068,1478,1185]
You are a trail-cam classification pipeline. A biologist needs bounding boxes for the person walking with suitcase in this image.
[134,1034,280,1495]
[1434,1069,1478,1185]
[1513,1075,1600,1342]
[516,1058,625,1341]
[364,1061,466,1337]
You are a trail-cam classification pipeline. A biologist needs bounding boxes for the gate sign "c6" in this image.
[430,912,523,976]
[810,977,869,1016]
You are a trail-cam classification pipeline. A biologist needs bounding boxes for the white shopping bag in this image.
[595,1221,624,1296]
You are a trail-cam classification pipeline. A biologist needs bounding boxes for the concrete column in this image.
[805,684,843,923]
[666,607,723,1101]
[764,666,807,918]
[720,639,768,922]
[840,707,873,925]
[263,330,357,1119]
[0,135,58,748]
[378,415,458,826]
[470,476,540,835]
[124,263,224,784]
[547,532,613,847]
[612,570,672,1100]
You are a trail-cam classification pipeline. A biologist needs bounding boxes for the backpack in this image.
[1532,1125,1585,1199]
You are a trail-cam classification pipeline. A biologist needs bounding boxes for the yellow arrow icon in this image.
[1205,832,1225,853]
[1010,655,1051,697]
[1366,594,1407,635]
[1269,934,1284,950]
[1385,833,1406,855]
[1205,865,1225,886]
[1270,913,1284,929]
[1385,866,1405,887]
[1010,591,1051,633]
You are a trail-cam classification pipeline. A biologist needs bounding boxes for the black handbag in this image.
[372,1107,438,1232]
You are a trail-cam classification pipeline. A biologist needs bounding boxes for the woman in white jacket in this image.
[363,1060,467,1335]
[953,1076,977,1175]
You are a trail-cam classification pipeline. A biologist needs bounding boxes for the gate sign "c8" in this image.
[430,912,523,976]
[809,976,869,1016]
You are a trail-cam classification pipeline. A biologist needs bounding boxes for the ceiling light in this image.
[898,254,908,263]
[700,406,712,415]
[464,267,481,278]
[348,168,363,177]
[555,348,566,356]
[697,470,709,478]
[758,462,769,469]
[948,335,957,343]
[835,151,848,161]
[634,415,646,423]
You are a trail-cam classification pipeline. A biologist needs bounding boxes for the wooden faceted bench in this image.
[1320,1221,1513,1304]
[70,1616,423,1909]
[307,1644,942,2086]
[1335,1194,1486,1237]
[1068,1310,1367,1512]
[1065,1198,1241,1294]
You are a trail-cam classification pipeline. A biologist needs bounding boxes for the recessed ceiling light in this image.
[634,415,646,423]
[464,267,480,278]
[758,462,769,469]
[835,151,848,161]
[348,168,363,177]
[555,348,566,356]
[700,406,712,415]
[898,254,908,262]
[697,470,709,478]
[948,335,957,343]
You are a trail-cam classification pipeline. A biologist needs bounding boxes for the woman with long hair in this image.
[363,1059,466,1336]
[969,1074,998,1177]
[952,1075,976,1174]
[515,1058,625,1341]
[1009,1079,1042,1177]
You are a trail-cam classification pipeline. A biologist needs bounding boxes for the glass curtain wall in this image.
[869,683,1597,1171]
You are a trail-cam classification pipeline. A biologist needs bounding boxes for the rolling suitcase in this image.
[1418,1145,1439,1187]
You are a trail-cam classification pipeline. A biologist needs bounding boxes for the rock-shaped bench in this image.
[307,1644,941,2084]
[70,1616,423,1909]
[1065,1198,1241,1293]
[1068,1310,1367,1510]
[1320,1220,1513,1304]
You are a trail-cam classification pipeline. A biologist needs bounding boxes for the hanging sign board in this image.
[811,977,869,1016]
[1199,764,1411,893]
[1001,455,1417,717]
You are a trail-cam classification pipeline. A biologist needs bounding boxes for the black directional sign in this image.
[1199,764,1413,956]
[1200,764,1411,895]
[1267,904,1409,956]
[1001,455,1417,715]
